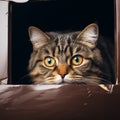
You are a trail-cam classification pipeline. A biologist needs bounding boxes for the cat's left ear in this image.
[28,26,50,50]
[77,23,99,49]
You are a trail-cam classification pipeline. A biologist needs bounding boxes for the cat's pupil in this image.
[48,58,52,64]
[74,57,79,63]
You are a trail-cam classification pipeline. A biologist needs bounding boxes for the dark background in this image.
[9,0,114,84]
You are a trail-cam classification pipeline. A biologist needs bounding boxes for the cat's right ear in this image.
[28,26,50,50]
[76,23,99,49]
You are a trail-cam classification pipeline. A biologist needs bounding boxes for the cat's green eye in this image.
[44,57,55,67]
[71,55,83,66]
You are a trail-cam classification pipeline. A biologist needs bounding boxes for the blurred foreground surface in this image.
[0,84,120,120]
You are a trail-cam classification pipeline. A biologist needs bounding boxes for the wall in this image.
[0,1,8,84]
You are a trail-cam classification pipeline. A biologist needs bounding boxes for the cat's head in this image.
[28,23,103,84]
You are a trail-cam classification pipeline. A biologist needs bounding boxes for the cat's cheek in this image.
[64,75,73,83]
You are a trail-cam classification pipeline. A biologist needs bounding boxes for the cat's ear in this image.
[28,26,50,50]
[77,23,99,49]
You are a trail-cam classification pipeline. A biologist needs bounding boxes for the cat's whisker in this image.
[100,79,112,84]
[45,77,56,80]
[17,73,32,84]
[69,75,111,84]
[67,78,97,85]
[85,76,112,84]
[100,72,112,78]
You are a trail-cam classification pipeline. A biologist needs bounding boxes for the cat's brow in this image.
[58,36,70,51]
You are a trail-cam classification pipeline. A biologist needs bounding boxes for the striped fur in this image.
[28,23,115,84]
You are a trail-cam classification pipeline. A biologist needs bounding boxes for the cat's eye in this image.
[71,55,83,66]
[44,57,55,67]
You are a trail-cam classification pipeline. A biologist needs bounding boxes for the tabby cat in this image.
[28,23,115,84]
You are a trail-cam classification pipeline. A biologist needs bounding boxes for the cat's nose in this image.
[57,64,68,79]
[60,72,67,79]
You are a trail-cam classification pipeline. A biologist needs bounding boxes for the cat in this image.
[28,23,115,85]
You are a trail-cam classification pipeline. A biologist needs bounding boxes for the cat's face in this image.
[28,23,103,84]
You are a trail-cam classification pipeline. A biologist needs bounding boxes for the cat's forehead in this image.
[56,34,70,46]
[50,32,74,40]
[58,34,70,40]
